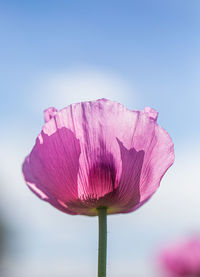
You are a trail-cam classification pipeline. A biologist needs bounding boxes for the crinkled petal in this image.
[119,111,174,213]
[44,107,58,122]
[22,126,81,210]
[144,107,158,120]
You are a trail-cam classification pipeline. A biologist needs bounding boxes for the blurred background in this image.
[0,0,200,276]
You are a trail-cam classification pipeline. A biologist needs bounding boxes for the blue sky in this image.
[1,0,200,140]
[0,1,200,277]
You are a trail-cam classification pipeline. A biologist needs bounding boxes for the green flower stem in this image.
[98,207,107,277]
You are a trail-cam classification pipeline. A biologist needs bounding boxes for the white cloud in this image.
[30,67,138,111]
[148,141,200,232]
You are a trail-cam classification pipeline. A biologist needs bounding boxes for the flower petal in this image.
[44,107,58,122]
[159,237,200,276]
[117,110,174,213]
[144,107,158,121]
[22,125,81,208]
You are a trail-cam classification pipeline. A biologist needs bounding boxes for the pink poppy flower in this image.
[22,98,174,216]
[158,237,200,276]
